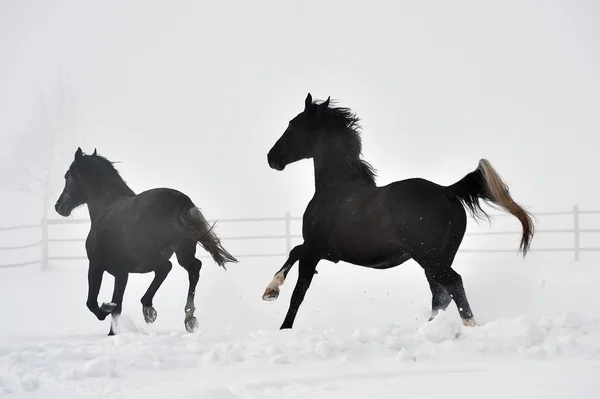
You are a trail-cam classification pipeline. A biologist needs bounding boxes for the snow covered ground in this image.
[1,256,599,398]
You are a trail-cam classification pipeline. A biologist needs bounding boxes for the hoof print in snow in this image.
[270,354,290,364]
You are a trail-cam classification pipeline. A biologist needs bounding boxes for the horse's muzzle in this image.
[55,196,72,217]
[55,203,71,217]
[267,153,285,171]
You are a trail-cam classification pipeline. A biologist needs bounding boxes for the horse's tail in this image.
[176,207,238,269]
[447,159,535,256]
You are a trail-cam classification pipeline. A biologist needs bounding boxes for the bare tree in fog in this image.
[0,72,83,270]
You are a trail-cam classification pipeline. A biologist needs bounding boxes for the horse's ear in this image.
[92,148,97,156]
[305,93,313,109]
[317,96,331,117]
[75,147,83,160]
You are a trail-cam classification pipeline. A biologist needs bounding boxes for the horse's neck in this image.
[87,195,125,222]
[313,146,370,191]
[86,178,135,222]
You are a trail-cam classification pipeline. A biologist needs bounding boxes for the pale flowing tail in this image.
[448,159,535,256]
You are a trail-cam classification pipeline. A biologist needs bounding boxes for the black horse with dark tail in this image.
[262,93,534,329]
[55,148,238,335]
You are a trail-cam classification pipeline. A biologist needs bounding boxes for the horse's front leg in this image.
[86,265,116,321]
[263,244,305,301]
[108,272,129,336]
[280,253,320,329]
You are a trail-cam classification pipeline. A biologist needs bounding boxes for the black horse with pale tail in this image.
[262,93,535,329]
[55,148,238,335]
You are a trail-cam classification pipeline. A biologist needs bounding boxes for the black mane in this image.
[316,99,377,185]
[317,99,362,131]
[74,153,136,197]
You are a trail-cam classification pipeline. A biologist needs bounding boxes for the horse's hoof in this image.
[262,288,279,301]
[462,318,477,327]
[100,302,117,313]
[143,306,157,324]
[185,316,199,333]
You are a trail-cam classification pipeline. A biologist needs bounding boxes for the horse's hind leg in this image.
[176,241,203,333]
[418,237,476,326]
[108,272,129,336]
[425,271,452,321]
[420,249,476,326]
[422,209,476,327]
[135,255,172,324]
[433,267,476,327]
[125,235,173,324]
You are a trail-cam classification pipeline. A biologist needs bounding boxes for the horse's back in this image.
[383,177,447,201]
[126,188,195,239]
[383,177,467,252]
[88,187,196,271]
[133,187,194,213]
[315,178,466,264]
[382,177,466,225]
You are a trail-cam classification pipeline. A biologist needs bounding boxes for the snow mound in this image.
[1,311,598,396]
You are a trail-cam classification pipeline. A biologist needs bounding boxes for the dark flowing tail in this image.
[447,159,535,256]
[176,207,238,268]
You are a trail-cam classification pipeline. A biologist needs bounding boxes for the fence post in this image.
[41,216,48,271]
[284,212,292,254]
[573,205,580,262]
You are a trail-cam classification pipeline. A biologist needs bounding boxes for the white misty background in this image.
[0,72,85,269]
[0,1,599,269]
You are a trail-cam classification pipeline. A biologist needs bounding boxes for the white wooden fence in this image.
[1,206,599,269]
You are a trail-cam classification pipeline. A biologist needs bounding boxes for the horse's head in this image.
[55,147,97,217]
[267,93,331,171]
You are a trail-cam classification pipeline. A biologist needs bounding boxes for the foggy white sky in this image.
[1,0,599,226]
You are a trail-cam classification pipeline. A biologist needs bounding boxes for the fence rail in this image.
[1,206,599,269]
